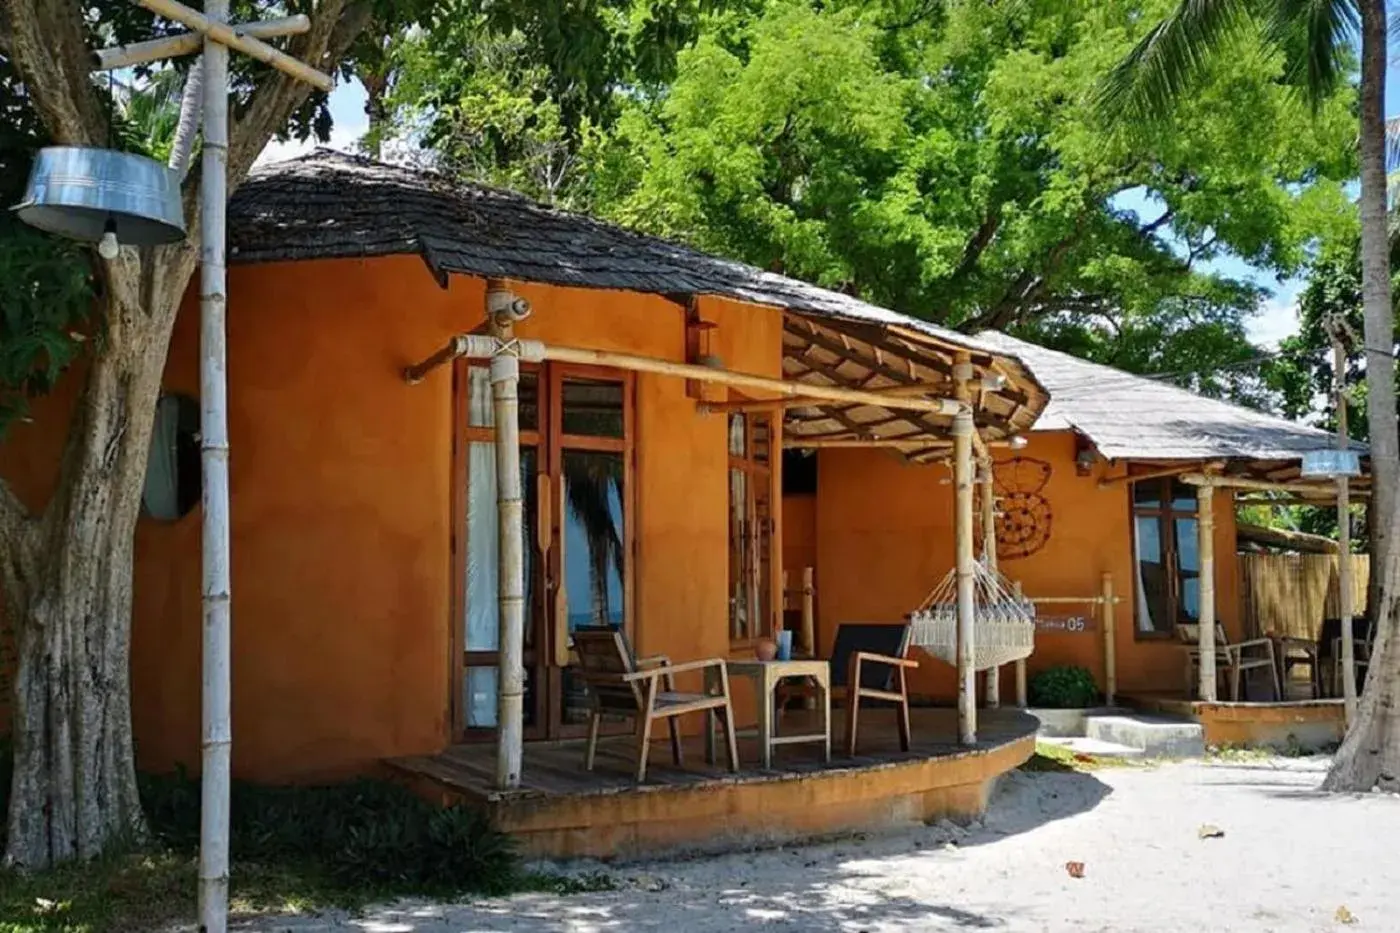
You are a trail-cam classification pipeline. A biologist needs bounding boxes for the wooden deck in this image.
[388,708,1037,859]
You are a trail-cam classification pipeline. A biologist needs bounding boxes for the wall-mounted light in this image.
[1008,435,1028,450]
[1075,441,1097,477]
[980,372,1007,391]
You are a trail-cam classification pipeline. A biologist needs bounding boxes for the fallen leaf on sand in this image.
[1065,861,1085,879]
[1336,905,1357,925]
[1197,824,1225,839]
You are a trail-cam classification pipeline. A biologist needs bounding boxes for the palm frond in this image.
[1096,0,1254,124]
[1265,0,1358,110]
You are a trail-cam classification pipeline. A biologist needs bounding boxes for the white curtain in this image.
[143,395,180,520]
[464,367,500,726]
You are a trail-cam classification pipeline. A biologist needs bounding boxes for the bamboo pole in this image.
[92,14,308,70]
[954,410,977,744]
[1101,571,1116,706]
[490,297,528,789]
[1012,581,1028,708]
[407,335,962,415]
[801,566,816,656]
[1334,333,1357,722]
[135,0,333,91]
[197,4,231,931]
[979,458,1000,708]
[1196,484,1217,702]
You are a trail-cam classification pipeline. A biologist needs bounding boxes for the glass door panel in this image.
[558,448,626,726]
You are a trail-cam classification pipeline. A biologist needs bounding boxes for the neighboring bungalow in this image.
[788,330,1366,717]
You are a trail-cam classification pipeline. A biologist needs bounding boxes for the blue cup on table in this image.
[776,629,793,661]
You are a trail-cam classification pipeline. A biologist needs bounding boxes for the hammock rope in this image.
[908,557,1036,671]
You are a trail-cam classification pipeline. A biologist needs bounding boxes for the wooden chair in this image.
[1176,623,1281,701]
[785,623,918,756]
[572,628,739,782]
[1331,624,1375,698]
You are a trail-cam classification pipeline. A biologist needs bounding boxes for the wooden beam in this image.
[136,0,333,91]
[784,437,942,450]
[1181,472,1363,497]
[91,13,308,70]
[1097,461,1224,488]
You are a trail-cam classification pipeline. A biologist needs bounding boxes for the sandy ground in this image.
[243,758,1400,933]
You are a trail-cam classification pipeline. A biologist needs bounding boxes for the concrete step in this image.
[1028,706,1129,738]
[1037,736,1144,758]
[1085,713,1205,758]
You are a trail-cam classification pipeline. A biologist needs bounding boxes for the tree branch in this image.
[0,0,106,145]
[226,0,373,185]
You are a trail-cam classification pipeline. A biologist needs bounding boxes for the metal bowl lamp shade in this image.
[1300,449,1361,480]
[12,147,185,246]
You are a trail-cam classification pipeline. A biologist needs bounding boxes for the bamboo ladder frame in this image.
[1026,575,1121,706]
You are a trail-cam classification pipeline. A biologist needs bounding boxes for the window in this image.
[142,393,201,521]
[1131,479,1201,637]
[729,411,774,642]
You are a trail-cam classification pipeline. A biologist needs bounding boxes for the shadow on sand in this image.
[232,767,1112,933]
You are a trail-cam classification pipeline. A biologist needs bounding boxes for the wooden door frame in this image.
[544,363,636,738]
[449,360,636,742]
[1128,476,1200,641]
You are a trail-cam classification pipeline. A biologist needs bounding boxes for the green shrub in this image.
[1028,665,1099,708]
[139,771,519,896]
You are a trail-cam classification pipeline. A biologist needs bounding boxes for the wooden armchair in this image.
[572,628,739,782]
[1176,623,1281,701]
[821,623,919,756]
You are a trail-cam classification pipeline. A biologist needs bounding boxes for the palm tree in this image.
[1100,0,1398,792]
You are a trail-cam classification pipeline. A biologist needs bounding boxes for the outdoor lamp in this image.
[12,147,186,252]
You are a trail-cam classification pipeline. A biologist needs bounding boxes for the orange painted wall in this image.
[0,256,782,782]
[810,431,1242,700]
[782,494,817,583]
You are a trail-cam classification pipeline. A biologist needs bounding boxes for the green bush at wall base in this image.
[1028,665,1100,709]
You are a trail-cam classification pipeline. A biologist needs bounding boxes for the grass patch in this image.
[1021,741,1150,773]
[0,766,563,932]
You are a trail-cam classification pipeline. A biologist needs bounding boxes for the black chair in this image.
[784,622,918,756]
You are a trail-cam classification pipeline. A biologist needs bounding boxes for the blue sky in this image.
[269,59,1400,350]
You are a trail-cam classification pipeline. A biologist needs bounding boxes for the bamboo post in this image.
[954,410,977,744]
[136,0,333,91]
[1101,571,1116,706]
[979,458,1000,708]
[92,14,309,70]
[490,293,528,789]
[1196,484,1217,702]
[1334,333,1357,721]
[197,3,231,931]
[801,566,816,656]
[1011,581,1028,707]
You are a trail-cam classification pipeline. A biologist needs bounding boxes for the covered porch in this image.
[387,707,1037,860]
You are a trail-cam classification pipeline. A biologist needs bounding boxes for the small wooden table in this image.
[724,658,831,769]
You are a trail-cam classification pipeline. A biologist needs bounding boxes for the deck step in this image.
[1085,713,1205,758]
[1037,736,1144,758]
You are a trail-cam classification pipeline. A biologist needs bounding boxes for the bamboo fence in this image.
[1240,552,1369,641]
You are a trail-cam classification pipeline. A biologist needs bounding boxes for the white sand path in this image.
[243,758,1400,933]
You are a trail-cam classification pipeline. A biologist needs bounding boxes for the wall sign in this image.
[1035,615,1095,633]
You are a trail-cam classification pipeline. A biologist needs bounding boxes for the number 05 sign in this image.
[1035,615,1095,633]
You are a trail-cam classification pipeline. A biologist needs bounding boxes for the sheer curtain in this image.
[464,368,499,727]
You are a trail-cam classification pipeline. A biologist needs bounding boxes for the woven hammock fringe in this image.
[909,557,1036,671]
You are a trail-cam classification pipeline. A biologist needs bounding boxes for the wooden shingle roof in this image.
[227,150,1049,449]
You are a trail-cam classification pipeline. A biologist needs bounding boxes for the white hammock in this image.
[908,558,1036,671]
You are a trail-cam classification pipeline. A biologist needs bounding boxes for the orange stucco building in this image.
[1,151,1352,805]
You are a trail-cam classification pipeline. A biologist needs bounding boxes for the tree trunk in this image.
[1325,0,1400,792]
[1,247,195,868]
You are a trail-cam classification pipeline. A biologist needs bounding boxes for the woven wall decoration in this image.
[985,457,1053,560]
